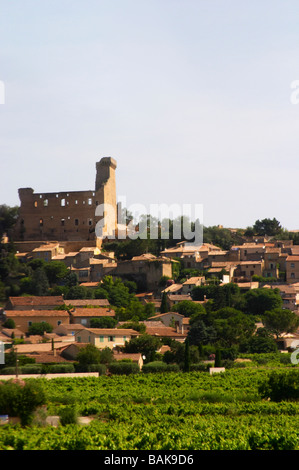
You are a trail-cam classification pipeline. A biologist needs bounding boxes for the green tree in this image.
[123,334,161,363]
[76,344,102,366]
[160,292,169,313]
[28,322,53,335]
[66,285,88,299]
[242,328,278,353]
[90,317,117,328]
[183,338,190,372]
[44,261,69,286]
[172,300,205,317]
[262,308,299,339]
[253,218,282,236]
[259,370,299,401]
[245,288,283,316]
[188,319,217,346]
[32,268,50,295]
[0,379,46,426]
[212,308,256,347]
[3,318,15,329]
[0,204,19,239]
[214,349,222,367]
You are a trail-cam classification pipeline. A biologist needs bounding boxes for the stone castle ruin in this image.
[14,157,117,243]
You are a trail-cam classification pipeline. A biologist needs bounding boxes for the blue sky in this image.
[1,0,299,229]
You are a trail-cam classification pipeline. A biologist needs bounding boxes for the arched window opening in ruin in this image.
[44,199,48,207]
[39,218,43,227]
[61,219,65,226]
[61,198,66,207]
[88,198,92,205]
[75,219,79,226]
[34,201,37,207]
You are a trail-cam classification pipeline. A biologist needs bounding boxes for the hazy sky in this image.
[1,0,299,229]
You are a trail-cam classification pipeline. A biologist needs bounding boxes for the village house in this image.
[263,248,281,279]
[144,324,187,343]
[145,311,186,332]
[69,307,115,327]
[54,323,87,337]
[75,328,139,348]
[234,260,264,281]
[286,256,299,283]
[231,243,265,262]
[181,276,205,295]
[2,309,70,335]
[208,262,237,282]
[31,243,65,262]
[167,294,192,308]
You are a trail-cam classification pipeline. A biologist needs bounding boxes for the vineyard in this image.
[1,363,299,450]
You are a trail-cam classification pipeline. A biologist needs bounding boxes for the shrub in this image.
[86,364,107,374]
[108,362,139,375]
[47,364,75,374]
[142,361,179,373]
[20,364,43,374]
[0,379,46,426]
[259,370,299,401]
[59,405,78,426]
[189,363,209,372]
[0,367,17,375]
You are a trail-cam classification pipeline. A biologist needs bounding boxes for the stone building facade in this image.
[14,157,117,242]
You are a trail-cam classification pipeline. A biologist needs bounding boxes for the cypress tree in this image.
[215,348,222,367]
[184,338,190,372]
[160,292,169,313]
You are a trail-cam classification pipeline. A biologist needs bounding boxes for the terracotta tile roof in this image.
[183,277,204,284]
[14,342,69,353]
[131,253,157,261]
[145,326,186,338]
[32,243,60,252]
[1,328,25,338]
[29,351,72,363]
[113,352,142,362]
[168,294,192,301]
[147,312,184,319]
[80,328,139,336]
[5,310,70,317]
[79,282,100,287]
[71,308,115,317]
[286,256,299,261]
[238,261,263,265]
[7,296,64,307]
[162,284,183,293]
[64,299,110,307]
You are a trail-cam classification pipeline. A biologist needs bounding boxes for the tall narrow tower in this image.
[95,157,117,239]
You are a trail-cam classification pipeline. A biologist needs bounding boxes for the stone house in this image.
[181,276,205,295]
[286,256,299,283]
[2,309,70,334]
[69,307,115,327]
[146,311,185,331]
[234,260,264,281]
[31,243,64,262]
[75,328,139,348]
[263,248,281,278]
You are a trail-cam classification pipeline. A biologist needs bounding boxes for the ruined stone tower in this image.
[14,157,117,242]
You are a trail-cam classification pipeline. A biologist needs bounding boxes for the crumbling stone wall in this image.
[14,157,117,242]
